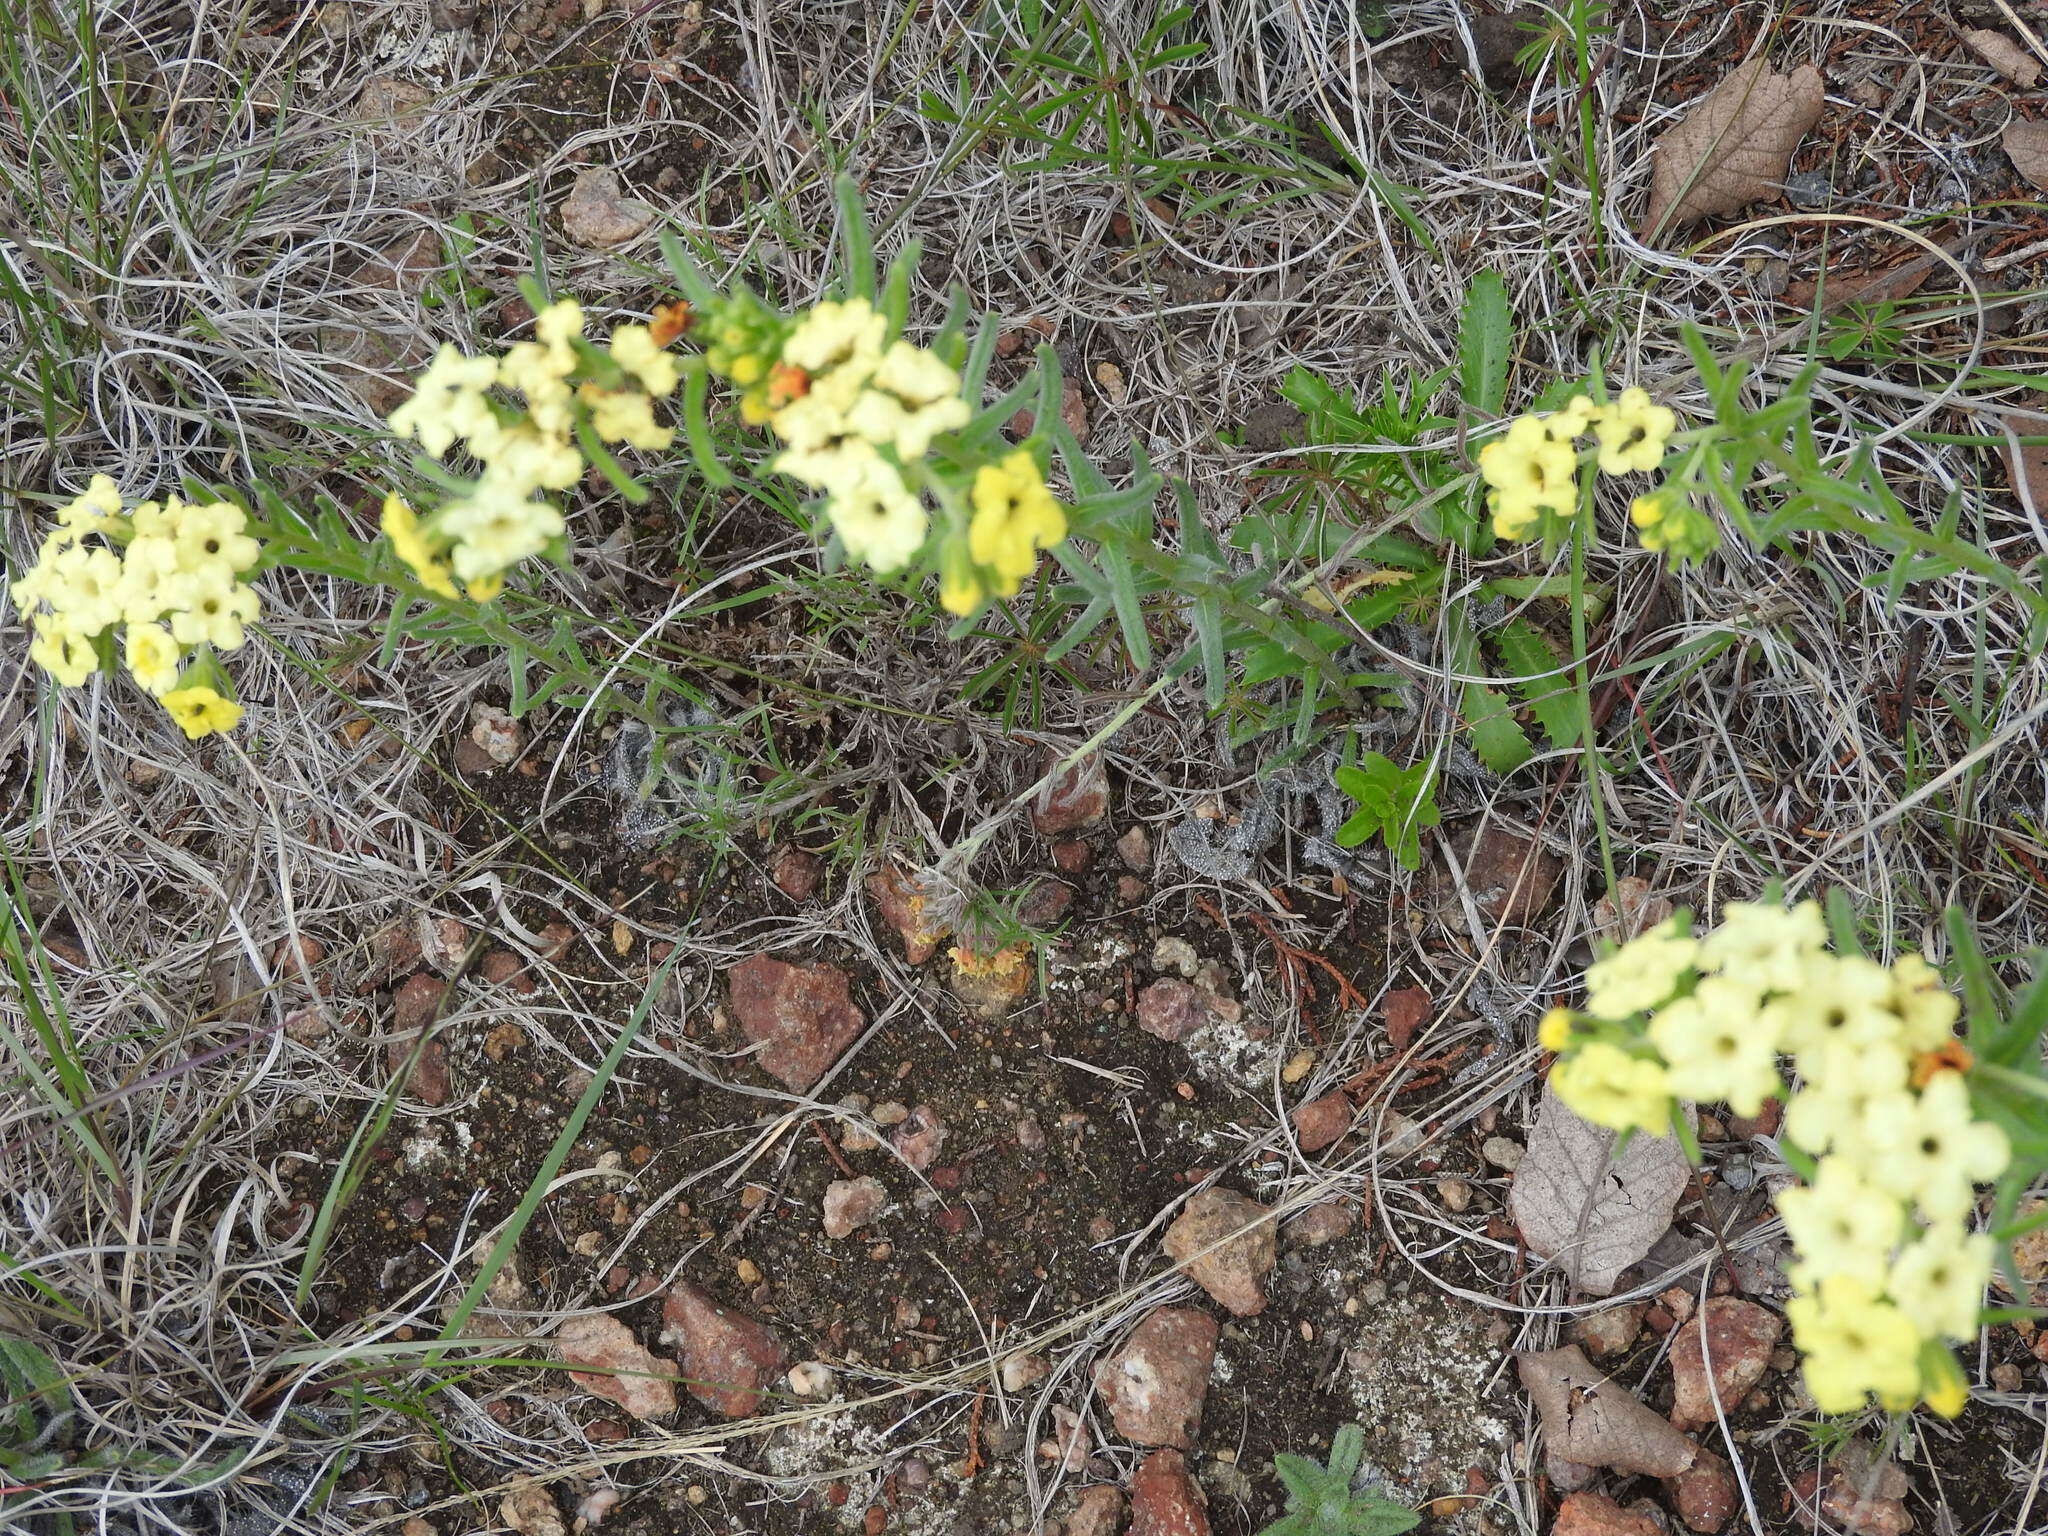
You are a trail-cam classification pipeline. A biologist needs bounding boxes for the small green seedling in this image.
[1261,1424,1421,1536]
[1333,752,1440,870]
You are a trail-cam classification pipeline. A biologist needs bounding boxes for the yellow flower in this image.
[1776,1154,1904,1285]
[27,618,100,687]
[846,340,972,459]
[581,385,673,450]
[1786,1274,1923,1414]
[1764,953,1904,1067]
[467,571,504,603]
[1887,1229,1993,1343]
[1628,488,1718,561]
[1647,975,1780,1115]
[54,473,125,534]
[161,683,242,740]
[380,494,460,599]
[938,538,985,617]
[1537,1007,1576,1053]
[1917,1342,1970,1418]
[1695,899,1827,995]
[170,499,260,573]
[781,298,887,376]
[817,443,927,573]
[1591,387,1676,475]
[1782,1040,1909,1162]
[1549,1041,1671,1134]
[35,544,127,635]
[608,322,679,396]
[124,622,183,696]
[1584,919,1698,1019]
[968,451,1066,588]
[440,482,565,583]
[1550,395,1599,437]
[390,343,502,457]
[1478,415,1578,540]
[1883,1071,2009,1224]
[1888,954,1961,1052]
[165,565,261,652]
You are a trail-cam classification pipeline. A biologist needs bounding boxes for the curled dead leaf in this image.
[2003,117,2048,195]
[1517,1345,1698,1479]
[1965,29,2043,87]
[1642,59,1825,240]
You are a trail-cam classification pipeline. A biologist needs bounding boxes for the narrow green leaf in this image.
[1496,619,1579,749]
[1460,678,1533,774]
[1457,269,1512,415]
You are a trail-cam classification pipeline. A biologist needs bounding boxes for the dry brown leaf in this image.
[2000,399,2048,515]
[1642,59,1826,240]
[2004,117,2048,193]
[1965,29,2043,87]
[1508,1083,1692,1296]
[1780,257,1936,311]
[1518,1345,1698,1478]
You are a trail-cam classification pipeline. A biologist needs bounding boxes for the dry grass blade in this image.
[1641,58,1826,240]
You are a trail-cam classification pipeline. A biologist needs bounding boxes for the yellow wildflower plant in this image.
[967,451,1067,593]
[381,297,681,599]
[13,479,262,737]
[1590,387,1677,475]
[161,681,242,741]
[1544,894,2011,1418]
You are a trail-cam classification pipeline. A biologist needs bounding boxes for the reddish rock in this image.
[1052,840,1094,873]
[1727,1100,1784,1139]
[1282,1199,1357,1248]
[1162,1188,1276,1317]
[866,866,947,964]
[1382,986,1431,1051]
[726,955,864,1092]
[1811,1453,1913,1536]
[1137,979,1211,1042]
[891,1105,948,1172]
[1129,1449,1209,1536]
[1289,1091,1353,1153]
[1441,822,1560,925]
[1092,1307,1219,1448]
[1573,1303,1647,1358]
[1665,1444,1738,1534]
[1031,751,1110,835]
[1556,1493,1666,1536]
[536,921,576,961]
[555,1314,677,1421]
[1670,1298,1782,1426]
[362,921,422,991]
[388,974,451,1104]
[821,1176,887,1239]
[480,949,537,995]
[660,1282,785,1418]
[770,847,824,900]
[1019,877,1074,927]
[1068,1485,1125,1536]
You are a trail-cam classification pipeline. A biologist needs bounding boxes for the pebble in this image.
[822,1176,888,1239]
[1128,1448,1211,1536]
[1137,979,1210,1042]
[1279,1050,1315,1085]
[867,866,947,964]
[726,955,864,1092]
[1030,751,1109,834]
[1290,1092,1353,1153]
[1281,1199,1356,1248]
[1573,1303,1647,1358]
[1152,937,1200,977]
[1436,1177,1474,1213]
[1480,1136,1524,1171]
[1067,1485,1124,1536]
[1784,170,1834,209]
[659,1283,785,1418]
[558,168,656,248]
[1162,1189,1276,1316]
[1092,1307,1218,1448]
[1001,1352,1050,1393]
[1992,1361,2023,1393]
[891,1105,948,1171]
[498,1486,566,1536]
[1556,1492,1666,1536]
[1669,1298,1782,1426]
[1117,826,1152,871]
[787,1361,836,1398]
[1664,1443,1737,1534]
[770,847,823,900]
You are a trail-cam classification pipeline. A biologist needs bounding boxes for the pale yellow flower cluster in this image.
[1478,388,1678,541]
[761,298,972,575]
[1545,899,2008,1419]
[11,475,259,737]
[386,299,677,599]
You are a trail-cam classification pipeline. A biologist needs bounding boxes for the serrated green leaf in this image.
[1460,678,1533,774]
[1457,269,1512,415]
[1495,618,1579,749]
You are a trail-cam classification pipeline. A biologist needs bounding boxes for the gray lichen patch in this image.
[1340,1282,1511,1496]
